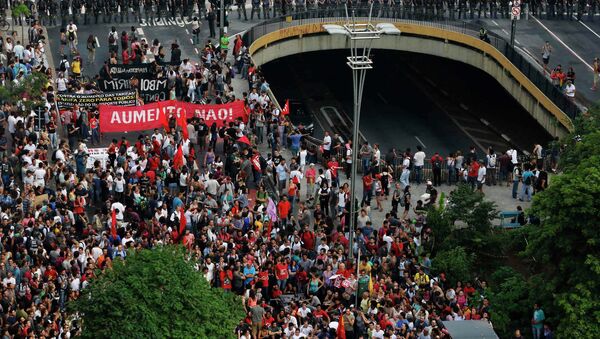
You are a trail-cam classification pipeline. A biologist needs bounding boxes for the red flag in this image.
[281,99,290,116]
[179,208,187,240]
[178,112,189,140]
[111,209,117,239]
[173,145,184,170]
[158,103,170,132]
[337,313,346,339]
[237,135,251,145]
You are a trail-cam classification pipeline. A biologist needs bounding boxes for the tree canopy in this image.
[72,246,245,339]
[522,107,600,336]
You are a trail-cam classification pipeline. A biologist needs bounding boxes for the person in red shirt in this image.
[262,311,275,327]
[312,305,330,321]
[274,257,289,290]
[327,159,342,187]
[390,237,404,257]
[122,48,130,64]
[467,160,480,190]
[277,195,291,226]
[271,285,283,299]
[362,173,373,205]
[300,225,315,251]
[430,151,444,187]
[220,266,233,291]
[89,113,100,145]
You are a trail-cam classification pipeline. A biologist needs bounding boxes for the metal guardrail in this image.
[243,5,581,122]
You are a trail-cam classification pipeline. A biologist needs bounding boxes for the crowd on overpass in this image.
[6,0,600,30]
[0,8,563,336]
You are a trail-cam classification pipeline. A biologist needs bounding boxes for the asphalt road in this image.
[45,13,260,78]
[481,17,600,104]
[262,50,551,157]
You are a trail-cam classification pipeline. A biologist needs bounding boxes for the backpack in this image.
[51,149,58,161]
[433,157,442,169]
[68,30,75,41]
[488,154,497,167]
[108,32,116,44]
[524,175,532,186]
[59,60,67,72]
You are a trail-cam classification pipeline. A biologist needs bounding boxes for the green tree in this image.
[72,247,245,339]
[11,4,31,44]
[431,246,474,286]
[0,71,48,111]
[522,108,600,337]
[486,267,532,338]
[444,184,497,233]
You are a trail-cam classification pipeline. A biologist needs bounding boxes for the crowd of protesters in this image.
[0,21,562,339]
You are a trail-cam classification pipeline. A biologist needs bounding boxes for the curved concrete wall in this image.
[248,23,572,137]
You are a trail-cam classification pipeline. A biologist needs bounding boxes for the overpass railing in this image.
[243,5,581,122]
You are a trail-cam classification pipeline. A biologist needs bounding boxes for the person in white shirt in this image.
[111,201,125,222]
[477,159,487,193]
[413,146,426,185]
[322,131,332,158]
[33,163,47,188]
[564,80,576,100]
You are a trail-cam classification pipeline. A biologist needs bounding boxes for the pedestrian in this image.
[206,7,216,38]
[564,79,576,101]
[485,147,497,186]
[541,41,552,73]
[86,34,96,64]
[413,145,425,185]
[430,151,443,187]
[476,159,486,194]
[108,27,119,54]
[520,164,533,202]
[191,17,201,44]
[531,303,545,339]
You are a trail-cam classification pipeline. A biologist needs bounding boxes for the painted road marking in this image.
[492,20,500,26]
[185,29,190,35]
[574,16,600,40]
[532,15,593,70]
[414,136,427,149]
[95,36,100,48]
[501,28,510,36]
[194,48,199,54]
[377,92,388,104]
[136,27,145,36]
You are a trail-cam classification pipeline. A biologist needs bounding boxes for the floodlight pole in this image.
[344,4,380,264]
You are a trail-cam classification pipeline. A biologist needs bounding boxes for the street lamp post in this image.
[323,5,400,263]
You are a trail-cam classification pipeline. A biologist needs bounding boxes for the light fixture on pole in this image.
[322,5,400,263]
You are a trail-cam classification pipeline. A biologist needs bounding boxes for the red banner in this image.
[99,100,247,133]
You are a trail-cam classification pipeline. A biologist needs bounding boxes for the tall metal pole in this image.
[220,0,225,36]
[510,18,516,47]
[346,5,377,263]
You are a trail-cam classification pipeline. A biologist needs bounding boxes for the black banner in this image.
[108,64,153,77]
[98,78,169,103]
[57,91,137,109]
